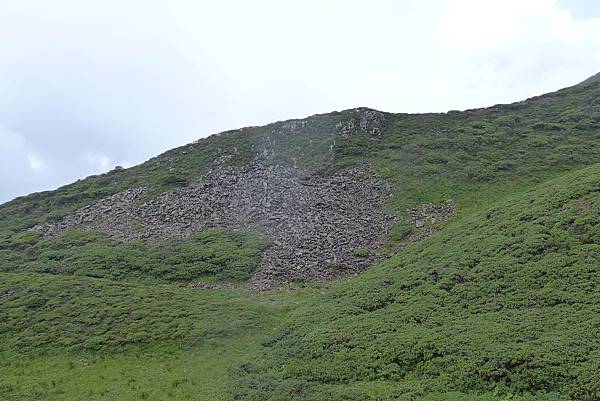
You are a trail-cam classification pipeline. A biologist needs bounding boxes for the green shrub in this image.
[353,248,369,257]
[2,229,269,284]
[160,174,189,187]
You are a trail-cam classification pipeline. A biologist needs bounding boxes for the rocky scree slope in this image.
[35,162,395,290]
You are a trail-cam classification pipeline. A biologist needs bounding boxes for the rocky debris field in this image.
[37,162,395,290]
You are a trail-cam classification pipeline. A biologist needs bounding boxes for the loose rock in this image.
[38,161,394,290]
[406,201,455,241]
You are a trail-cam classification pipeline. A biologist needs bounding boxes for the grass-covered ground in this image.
[1,229,269,284]
[0,272,315,400]
[230,164,600,401]
[0,74,599,400]
[2,165,598,400]
[1,339,255,401]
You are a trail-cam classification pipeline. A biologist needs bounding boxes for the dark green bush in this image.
[352,248,369,257]
[2,229,269,284]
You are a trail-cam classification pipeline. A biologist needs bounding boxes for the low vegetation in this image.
[0,74,599,400]
[0,272,312,400]
[230,164,600,400]
[1,229,269,284]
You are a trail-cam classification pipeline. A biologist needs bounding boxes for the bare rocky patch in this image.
[406,201,456,241]
[36,162,394,290]
[335,108,387,138]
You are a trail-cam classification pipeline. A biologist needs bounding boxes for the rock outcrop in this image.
[37,162,395,290]
[335,109,386,138]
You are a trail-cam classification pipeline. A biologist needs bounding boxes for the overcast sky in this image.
[1,0,600,203]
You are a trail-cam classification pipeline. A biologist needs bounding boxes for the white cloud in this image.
[84,152,111,171]
[432,0,600,109]
[26,152,43,171]
[439,0,580,48]
[0,124,44,199]
[0,125,26,153]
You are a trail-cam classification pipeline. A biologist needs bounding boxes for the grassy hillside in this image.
[0,74,599,400]
[1,74,599,257]
[0,271,314,400]
[230,164,600,401]
[4,163,596,400]
[1,229,269,284]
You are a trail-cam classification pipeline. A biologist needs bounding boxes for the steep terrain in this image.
[231,164,600,400]
[0,73,599,400]
[33,163,394,290]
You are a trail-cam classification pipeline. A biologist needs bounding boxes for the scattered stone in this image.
[406,201,456,241]
[187,282,237,290]
[280,120,307,132]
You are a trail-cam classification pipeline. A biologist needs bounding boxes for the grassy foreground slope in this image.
[231,164,600,401]
[0,272,313,400]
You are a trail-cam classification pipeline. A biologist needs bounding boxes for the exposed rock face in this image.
[335,109,386,138]
[38,162,394,290]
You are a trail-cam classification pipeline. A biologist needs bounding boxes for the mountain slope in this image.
[2,74,600,287]
[231,163,600,401]
[0,273,310,400]
[0,73,599,400]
